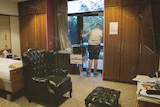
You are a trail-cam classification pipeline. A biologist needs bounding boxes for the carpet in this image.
[9,74,136,107]
[0,97,21,107]
[13,96,99,107]
[13,96,86,107]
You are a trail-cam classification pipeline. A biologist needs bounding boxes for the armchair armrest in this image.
[50,68,68,76]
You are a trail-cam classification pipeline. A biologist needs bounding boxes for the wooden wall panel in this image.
[138,1,159,75]
[105,0,122,6]
[28,15,36,49]
[19,0,46,16]
[19,17,27,53]
[105,0,142,6]
[18,2,27,16]
[35,0,46,14]
[120,6,140,82]
[122,0,142,5]
[27,0,36,15]
[151,0,160,53]
[35,14,47,49]
[103,7,122,80]
[20,15,36,53]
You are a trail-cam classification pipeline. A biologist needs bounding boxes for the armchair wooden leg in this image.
[70,89,72,97]
[85,102,89,107]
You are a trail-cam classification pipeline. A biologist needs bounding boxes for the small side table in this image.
[70,53,87,75]
[137,82,160,107]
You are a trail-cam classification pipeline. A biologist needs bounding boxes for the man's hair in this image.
[96,23,100,26]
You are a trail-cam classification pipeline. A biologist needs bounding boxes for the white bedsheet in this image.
[0,57,22,80]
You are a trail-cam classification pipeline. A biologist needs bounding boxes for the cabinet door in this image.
[35,14,46,49]
[103,7,122,80]
[20,15,36,53]
[119,6,140,82]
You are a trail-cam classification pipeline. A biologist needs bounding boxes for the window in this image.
[68,0,104,14]
[68,16,78,45]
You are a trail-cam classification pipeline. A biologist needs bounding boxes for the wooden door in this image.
[103,7,122,80]
[119,6,140,82]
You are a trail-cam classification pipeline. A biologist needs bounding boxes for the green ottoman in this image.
[85,87,121,107]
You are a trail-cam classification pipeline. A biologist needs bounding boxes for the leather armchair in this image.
[22,49,72,106]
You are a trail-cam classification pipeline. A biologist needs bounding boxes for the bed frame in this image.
[0,49,24,99]
[0,67,24,93]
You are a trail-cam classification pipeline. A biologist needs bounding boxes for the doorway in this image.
[67,0,104,71]
[68,14,104,70]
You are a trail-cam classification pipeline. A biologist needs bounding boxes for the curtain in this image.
[54,0,72,51]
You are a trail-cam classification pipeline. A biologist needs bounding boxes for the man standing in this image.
[81,23,103,76]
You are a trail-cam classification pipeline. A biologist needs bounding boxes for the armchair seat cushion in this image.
[48,76,71,88]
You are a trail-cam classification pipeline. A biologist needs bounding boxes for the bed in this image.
[0,57,24,93]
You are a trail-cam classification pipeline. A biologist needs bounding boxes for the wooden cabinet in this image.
[19,15,36,53]
[18,0,45,16]
[19,0,54,54]
[20,14,47,53]
[103,5,140,82]
[103,0,159,83]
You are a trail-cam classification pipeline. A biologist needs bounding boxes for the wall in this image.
[0,16,11,51]
[0,0,21,56]
[159,57,160,71]
[10,16,21,56]
[0,0,18,15]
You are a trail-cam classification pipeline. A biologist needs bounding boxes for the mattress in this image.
[0,57,23,81]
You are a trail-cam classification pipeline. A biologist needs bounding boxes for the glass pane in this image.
[68,0,104,14]
[68,16,78,45]
[83,16,104,43]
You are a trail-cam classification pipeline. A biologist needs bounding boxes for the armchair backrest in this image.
[22,49,55,79]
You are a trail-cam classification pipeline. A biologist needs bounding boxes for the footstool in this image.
[85,87,121,107]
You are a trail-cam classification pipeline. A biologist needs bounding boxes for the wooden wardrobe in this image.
[103,0,159,83]
[18,0,55,54]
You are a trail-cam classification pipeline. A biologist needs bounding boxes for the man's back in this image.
[88,28,103,45]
